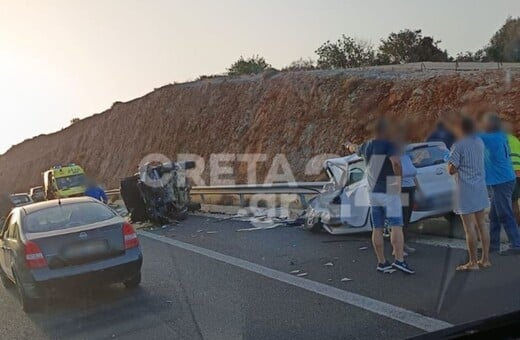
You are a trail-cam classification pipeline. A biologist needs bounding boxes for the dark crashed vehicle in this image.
[0,197,143,312]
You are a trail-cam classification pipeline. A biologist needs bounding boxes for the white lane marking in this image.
[139,231,453,332]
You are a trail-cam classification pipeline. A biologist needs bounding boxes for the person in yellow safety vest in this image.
[504,121,520,224]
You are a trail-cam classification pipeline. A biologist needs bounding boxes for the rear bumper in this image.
[23,248,143,298]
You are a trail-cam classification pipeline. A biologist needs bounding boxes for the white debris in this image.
[323,262,334,267]
[206,231,218,234]
[289,270,301,274]
[340,277,352,282]
[236,223,284,232]
[359,246,368,251]
[296,272,308,277]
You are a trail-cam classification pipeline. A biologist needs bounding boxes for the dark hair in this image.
[461,116,475,134]
[374,118,389,135]
[486,113,502,132]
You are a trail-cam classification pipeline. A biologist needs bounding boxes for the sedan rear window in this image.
[23,202,116,233]
[407,145,449,168]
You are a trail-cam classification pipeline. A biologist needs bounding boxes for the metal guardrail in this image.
[106,181,328,208]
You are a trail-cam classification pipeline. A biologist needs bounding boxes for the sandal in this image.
[477,261,492,268]
[456,263,479,271]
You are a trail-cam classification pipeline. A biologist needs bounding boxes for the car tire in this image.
[14,272,37,313]
[124,272,141,289]
[304,216,323,233]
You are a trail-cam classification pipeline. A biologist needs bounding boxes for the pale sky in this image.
[1,0,519,153]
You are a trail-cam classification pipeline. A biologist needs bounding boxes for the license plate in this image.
[64,240,109,258]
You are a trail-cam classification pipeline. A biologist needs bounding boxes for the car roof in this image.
[324,141,448,168]
[15,196,99,214]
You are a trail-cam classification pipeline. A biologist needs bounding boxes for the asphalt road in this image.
[1,214,520,339]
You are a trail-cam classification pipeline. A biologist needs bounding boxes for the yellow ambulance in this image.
[43,163,87,199]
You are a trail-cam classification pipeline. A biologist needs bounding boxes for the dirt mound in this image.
[0,69,519,192]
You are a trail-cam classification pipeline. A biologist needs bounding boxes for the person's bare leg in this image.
[372,229,386,264]
[390,226,404,262]
[475,210,491,267]
[458,214,479,271]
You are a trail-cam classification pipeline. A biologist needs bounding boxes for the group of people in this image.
[345,112,520,274]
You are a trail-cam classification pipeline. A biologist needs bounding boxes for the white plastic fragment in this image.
[324,262,334,267]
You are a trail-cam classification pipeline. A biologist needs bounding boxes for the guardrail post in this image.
[239,194,246,207]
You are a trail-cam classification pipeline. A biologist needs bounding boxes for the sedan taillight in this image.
[123,223,139,249]
[24,241,48,269]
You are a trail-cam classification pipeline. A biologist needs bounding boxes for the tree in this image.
[378,29,449,64]
[70,118,80,125]
[227,55,271,76]
[456,49,487,62]
[486,16,520,62]
[282,58,316,71]
[315,36,375,69]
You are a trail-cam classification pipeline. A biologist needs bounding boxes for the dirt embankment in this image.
[0,69,519,192]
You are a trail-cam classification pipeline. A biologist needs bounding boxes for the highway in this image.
[1,214,520,339]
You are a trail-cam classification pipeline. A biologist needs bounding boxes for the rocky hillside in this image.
[0,68,519,192]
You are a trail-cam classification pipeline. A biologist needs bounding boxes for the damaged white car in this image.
[304,142,454,234]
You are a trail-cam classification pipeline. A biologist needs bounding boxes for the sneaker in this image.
[392,260,416,274]
[404,244,416,254]
[376,261,392,272]
[499,248,520,256]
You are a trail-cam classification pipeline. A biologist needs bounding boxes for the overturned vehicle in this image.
[304,142,454,235]
[120,160,198,224]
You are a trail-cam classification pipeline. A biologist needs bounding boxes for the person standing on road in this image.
[345,118,415,274]
[479,113,520,255]
[400,148,421,255]
[85,179,108,204]
[503,121,520,224]
[448,116,491,271]
[427,120,455,149]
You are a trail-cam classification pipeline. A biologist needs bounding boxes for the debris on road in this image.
[206,231,218,234]
[323,262,334,267]
[358,246,368,251]
[236,223,284,232]
[289,270,302,274]
[296,272,308,277]
[340,277,352,282]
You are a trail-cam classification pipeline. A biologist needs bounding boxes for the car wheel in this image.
[124,272,141,289]
[14,272,37,313]
[304,214,323,233]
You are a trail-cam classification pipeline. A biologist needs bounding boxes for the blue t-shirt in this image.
[85,186,108,203]
[358,139,396,193]
[479,131,515,185]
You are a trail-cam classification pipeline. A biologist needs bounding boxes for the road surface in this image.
[1,215,520,339]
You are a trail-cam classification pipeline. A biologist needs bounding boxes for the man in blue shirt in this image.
[480,114,520,255]
[427,121,455,149]
[85,179,108,204]
[346,118,415,274]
